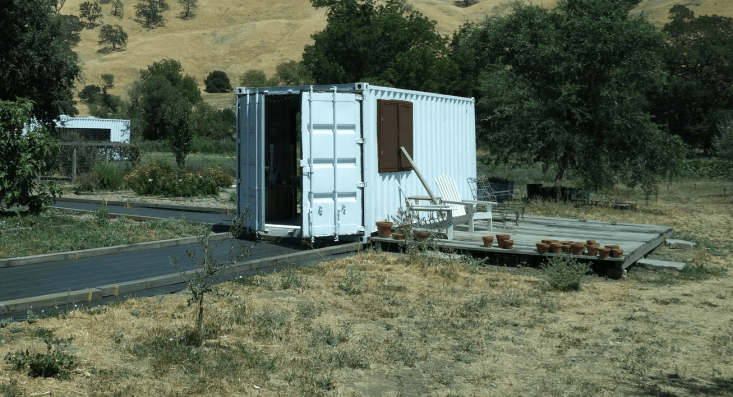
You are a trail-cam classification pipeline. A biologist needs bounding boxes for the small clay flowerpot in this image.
[612,248,624,258]
[598,248,611,258]
[560,241,574,246]
[586,244,599,256]
[536,243,550,254]
[376,221,393,238]
[503,239,515,249]
[541,239,554,245]
[562,244,572,254]
[496,234,511,248]
[570,243,585,255]
[605,244,619,250]
[392,233,405,240]
[482,236,494,248]
[414,230,429,240]
[550,243,563,254]
[586,239,596,245]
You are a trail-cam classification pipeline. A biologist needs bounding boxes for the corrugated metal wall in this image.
[56,116,131,142]
[362,86,476,232]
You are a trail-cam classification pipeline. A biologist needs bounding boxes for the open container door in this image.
[301,88,364,240]
[237,91,266,232]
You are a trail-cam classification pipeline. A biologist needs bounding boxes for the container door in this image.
[301,90,363,239]
[237,91,266,232]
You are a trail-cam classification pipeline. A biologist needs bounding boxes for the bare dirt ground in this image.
[1,179,731,396]
[64,0,731,116]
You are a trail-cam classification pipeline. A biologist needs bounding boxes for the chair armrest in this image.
[410,205,452,211]
[461,199,498,205]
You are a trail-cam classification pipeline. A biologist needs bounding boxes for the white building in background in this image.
[55,115,130,142]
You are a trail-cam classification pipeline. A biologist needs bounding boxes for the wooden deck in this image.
[372,215,673,278]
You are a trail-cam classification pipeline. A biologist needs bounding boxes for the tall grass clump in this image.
[94,162,127,190]
[541,255,591,291]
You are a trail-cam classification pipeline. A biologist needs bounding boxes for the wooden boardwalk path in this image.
[373,215,673,277]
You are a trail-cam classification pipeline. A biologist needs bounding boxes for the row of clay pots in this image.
[535,239,624,258]
[377,222,431,240]
[481,234,514,249]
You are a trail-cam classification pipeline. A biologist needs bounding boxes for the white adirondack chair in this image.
[436,174,496,232]
[396,181,454,239]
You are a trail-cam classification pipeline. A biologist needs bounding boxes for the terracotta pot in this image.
[586,244,599,256]
[550,243,563,254]
[570,243,585,255]
[598,248,611,258]
[414,230,429,240]
[482,236,494,248]
[541,239,554,245]
[612,248,624,258]
[503,239,515,249]
[392,233,405,240]
[376,221,393,238]
[560,241,574,246]
[586,239,596,245]
[562,244,572,254]
[536,243,550,253]
[496,234,511,248]
[605,244,619,250]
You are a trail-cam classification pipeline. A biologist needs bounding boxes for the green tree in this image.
[204,70,233,93]
[127,59,201,140]
[178,0,198,20]
[652,5,733,153]
[194,103,235,140]
[464,0,684,191]
[302,0,457,92]
[0,99,62,213]
[79,1,103,28]
[111,0,124,18]
[60,14,84,47]
[89,74,124,118]
[239,69,275,87]
[0,0,81,123]
[714,115,733,162]
[164,97,195,167]
[135,0,169,28]
[98,24,128,52]
[275,60,313,86]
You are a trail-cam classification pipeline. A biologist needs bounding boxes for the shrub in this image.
[94,163,126,190]
[124,161,231,197]
[204,70,233,93]
[74,171,99,192]
[541,255,591,291]
[4,336,77,379]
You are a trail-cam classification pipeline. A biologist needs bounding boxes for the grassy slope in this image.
[65,0,732,116]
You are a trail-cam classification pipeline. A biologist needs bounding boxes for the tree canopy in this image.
[653,5,733,152]
[204,71,233,93]
[127,59,201,141]
[135,0,169,28]
[0,0,81,124]
[458,0,684,190]
[302,0,456,92]
[98,24,128,52]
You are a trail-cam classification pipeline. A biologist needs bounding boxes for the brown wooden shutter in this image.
[378,100,399,172]
[377,99,413,173]
[398,102,413,171]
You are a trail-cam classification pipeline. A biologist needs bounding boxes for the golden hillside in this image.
[63,0,731,114]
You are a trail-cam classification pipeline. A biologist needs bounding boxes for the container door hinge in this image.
[356,138,364,144]
[356,182,365,188]
[357,226,365,232]
[355,94,364,101]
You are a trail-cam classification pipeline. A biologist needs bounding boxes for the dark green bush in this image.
[541,255,591,291]
[204,70,233,93]
[4,336,77,379]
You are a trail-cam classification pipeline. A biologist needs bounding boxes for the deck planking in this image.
[372,215,673,277]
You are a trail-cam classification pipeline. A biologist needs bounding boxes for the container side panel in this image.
[237,92,265,231]
[362,88,476,233]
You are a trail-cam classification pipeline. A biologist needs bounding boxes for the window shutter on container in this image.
[377,100,413,173]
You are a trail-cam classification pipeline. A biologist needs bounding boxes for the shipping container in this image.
[55,115,131,142]
[236,83,476,242]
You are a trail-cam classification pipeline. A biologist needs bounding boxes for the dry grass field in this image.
[1,178,731,396]
[63,0,732,116]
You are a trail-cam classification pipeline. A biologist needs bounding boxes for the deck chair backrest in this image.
[435,174,467,218]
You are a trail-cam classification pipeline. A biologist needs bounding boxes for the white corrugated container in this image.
[235,83,476,243]
[55,115,131,142]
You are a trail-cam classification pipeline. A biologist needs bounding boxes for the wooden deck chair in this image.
[436,174,497,232]
[396,181,454,240]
